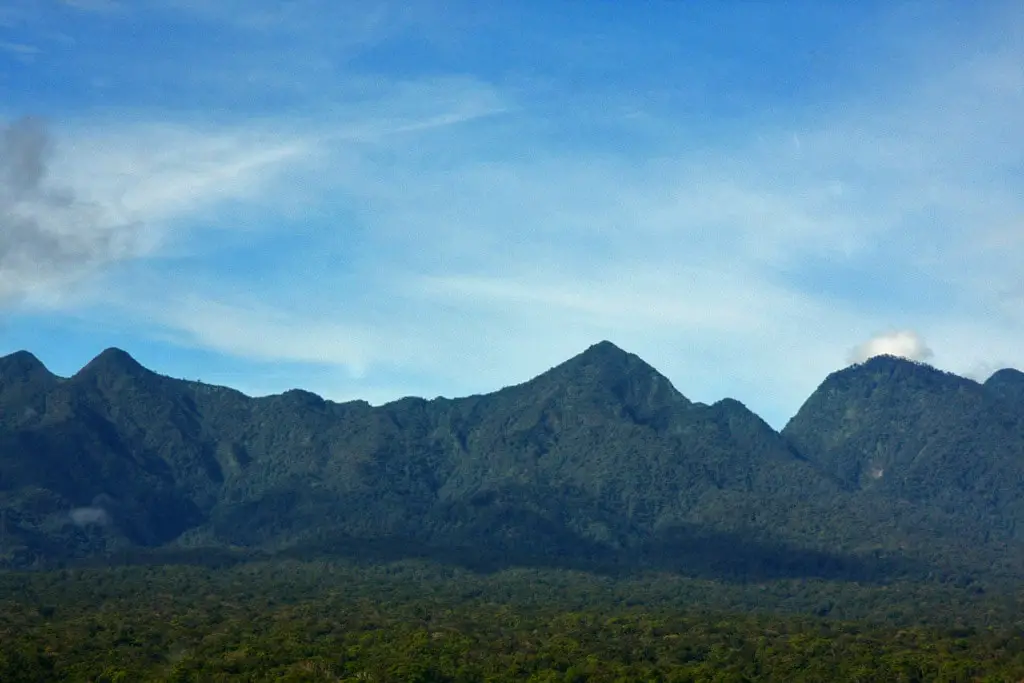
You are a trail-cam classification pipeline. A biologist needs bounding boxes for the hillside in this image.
[783,355,1024,545]
[2,343,1023,586]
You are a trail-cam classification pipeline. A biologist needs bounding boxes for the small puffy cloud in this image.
[848,330,934,365]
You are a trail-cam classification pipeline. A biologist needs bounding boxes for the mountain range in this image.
[2,341,1023,585]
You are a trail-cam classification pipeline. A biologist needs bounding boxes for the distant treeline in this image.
[3,559,1024,681]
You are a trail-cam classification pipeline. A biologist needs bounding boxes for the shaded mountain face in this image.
[422,343,838,556]
[0,351,59,427]
[985,368,1024,408]
[1,344,1024,582]
[0,348,219,550]
[783,355,1024,543]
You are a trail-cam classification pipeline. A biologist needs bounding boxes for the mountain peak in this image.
[783,351,1001,491]
[581,339,628,357]
[76,347,151,379]
[828,353,968,393]
[557,341,662,382]
[0,350,47,373]
[534,340,690,420]
[985,368,1024,405]
[0,350,54,384]
[986,367,1024,384]
[784,355,975,435]
[855,353,935,372]
[551,339,633,369]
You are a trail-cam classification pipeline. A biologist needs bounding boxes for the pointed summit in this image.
[578,339,630,359]
[555,340,644,377]
[531,341,690,424]
[561,340,654,372]
[75,347,153,381]
[555,340,669,382]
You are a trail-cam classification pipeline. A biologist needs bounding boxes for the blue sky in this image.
[1,1,1022,427]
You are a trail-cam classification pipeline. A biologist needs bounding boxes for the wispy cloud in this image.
[0,40,40,56]
[60,0,121,12]
[0,115,326,309]
[0,117,141,306]
[154,297,401,378]
[51,40,1023,423]
[54,123,313,222]
[1,2,1021,427]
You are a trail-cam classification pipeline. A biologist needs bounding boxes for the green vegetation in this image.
[3,342,1024,589]
[3,558,1024,681]
[5,344,1024,679]
[783,354,1024,557]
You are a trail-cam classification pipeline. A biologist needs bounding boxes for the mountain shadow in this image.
[270,522,919,584]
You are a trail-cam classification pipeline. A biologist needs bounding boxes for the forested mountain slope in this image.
[1,342,1022,584]
[783,355,1024,544]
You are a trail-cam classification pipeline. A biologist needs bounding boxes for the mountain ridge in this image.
[2,342,1024,584]
[4,344,1019,418]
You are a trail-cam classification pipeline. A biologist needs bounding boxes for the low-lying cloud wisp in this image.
[69,506,111,527]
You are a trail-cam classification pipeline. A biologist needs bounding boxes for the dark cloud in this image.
[1,116,47,193]
[0,116,139,304]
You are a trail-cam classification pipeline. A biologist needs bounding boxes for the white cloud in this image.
[0,41,41,56]
[848,331,934,365]
[51,123,314,223]
[5,3,1022,430]
[0,117,141,306]
[153,297,407,379]
[0,73,509,323]
[0,117,318,309]
[417,266,811,333]
[72,58,1021,424]
[42,76,504,234]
